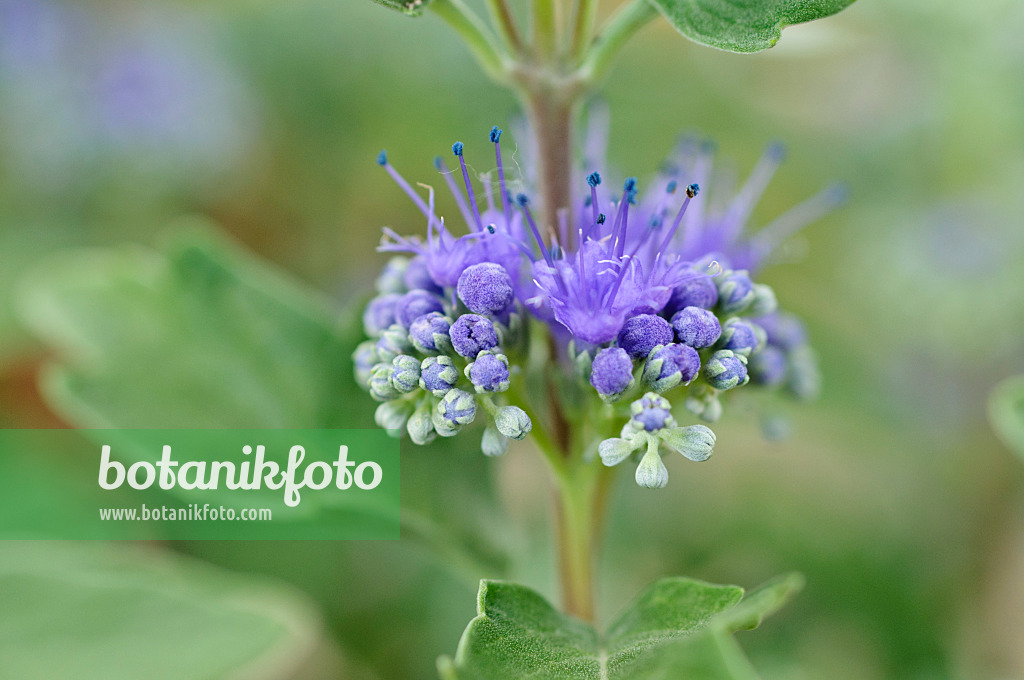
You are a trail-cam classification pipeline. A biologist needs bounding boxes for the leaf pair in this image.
[439,573,804,680]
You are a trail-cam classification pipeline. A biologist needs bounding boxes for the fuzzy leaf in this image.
[648,0,858,53]
[439,574,801,679]
[371,0,434,17]
[17,219,369,429]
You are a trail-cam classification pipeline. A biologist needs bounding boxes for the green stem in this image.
[522,92,576,242]
[579,0,658,84]
[532,0,558,59]
[568,0,599,63]
[430,0,509,82]
[485,0,524,55]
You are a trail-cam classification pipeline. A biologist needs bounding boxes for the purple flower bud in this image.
[408,311,453,353]
[630,393,676,432]
[457,262,514,315]
[368,363,400,402]
[590,347,635,397]
[394,289,445,328]
[672,307,722,349]
[390,355,421,393]
[404,256,443,295]
[362,293,401,336]
[749,345,788,386]
[466,353,510,393]
[704,350,749,391]
[438,388,476,426]
[718,318,760,357]
[449,314,499,358]
[419,356,459,396]
[617,314,673,358]
[376,324,412,363]
[352,340,378,389]
[643,343,700,392]
[756,312,807,350]
[666,276,718,314]
[716,270,755,315]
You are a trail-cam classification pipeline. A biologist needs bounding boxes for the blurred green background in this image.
[2,0,1023,678]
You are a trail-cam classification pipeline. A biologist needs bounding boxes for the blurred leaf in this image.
[648,0,858,53]
[17,219,371,429]
[0,542,339,680]
[437,574,801,679]
[371,0,435,17]
[989,374,1024,461]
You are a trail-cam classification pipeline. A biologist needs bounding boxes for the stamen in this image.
[517,193,552,264]
[435,156,476,231]
[453,141,485,232]
[377,151,431,217]
[656,182,700,254]
[723,142,785,238]
[492,126,513,230]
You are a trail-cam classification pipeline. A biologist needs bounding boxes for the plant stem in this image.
[523,92,575,242]
[430,0,509,82]
[579,0,658,84]
[485,0,523,55]
[532,0,558,59]
[568,0,599,63]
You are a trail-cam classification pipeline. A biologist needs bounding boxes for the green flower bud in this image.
[352,340,378,390]
[494,405,532,440]
[660,425,715,462]
[376,324,412,363]
[481,426,509,457]
[368,363,400,402]
[406,401,436,445]
[419,356,459,397]
[437,388,476,426]
[635,439,668,489]
[748,283,778,317]
[598,436,642,467]
[391,355,421,393]
[375,400,412,433]
[704,349,749,390]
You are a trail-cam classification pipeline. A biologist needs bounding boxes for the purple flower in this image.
[617,314,673,358]
[408,311,452,353]
[643,343,700,392]
[716,270,755,315]
[449,314,499,358]
[756,312,807,350]
[394,290,445,328]
[457,262,514,315]
[590,347,634,397]
[749,345,788,386]
[630,394,676,432]
[404,255,443,294]
[666,275,718,314]
[704,350,749,391]
[717,318,760,357]
[420,356,458,396]
[671,307,721,349]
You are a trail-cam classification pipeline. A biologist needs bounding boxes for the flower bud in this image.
[748,283,778,317]
[368,363,400,402]
[375,400,412,432]
[419,356,459,397]
[617,314,674,358]
[704,350,749,391]
[590,347,635,399]
[374,256,409,294]
[717,318,760,357]
[408,311,453,354]
[749,345,788,386]
[660,425,715,462]
[376,324,412,363]
[757,312,807,350]
[666,275,718,314]
[671,306,721,349]
[481,426,509,457]
[437,388,476,427]
[391,355,421,393]
[716,270,755,315]
[465,353,510,393]
[352,340,378,389]
[598,437,641,467]
[406,402,436,445]
[495,405,532,440]
[457,262,515,316]
[395,289,445,328]
[450,314,499,358]
[635,442,669,489]
[629,393,677,432]
[362,293,401,337]
[643,343,700,392]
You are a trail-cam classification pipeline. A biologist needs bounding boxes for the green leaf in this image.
[647,0,858,53]
[17,219,371,429]
[439,574,802,679]
[0,541,339,679]
[989,375,1024,461]
[371,0,435,17]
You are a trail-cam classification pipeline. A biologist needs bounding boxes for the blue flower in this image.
[590,347,634,399]
[449,313,499,358]
[617,314,673,358]
[465,352,511,393]
[671,307,721,349]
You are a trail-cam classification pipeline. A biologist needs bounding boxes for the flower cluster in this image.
[355,122,832,485]
[355,253,533,456]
